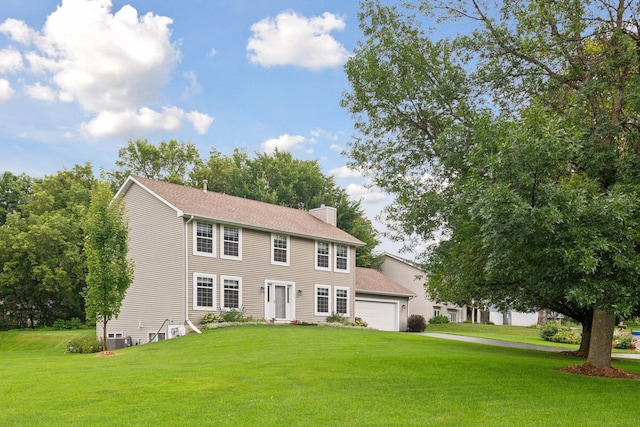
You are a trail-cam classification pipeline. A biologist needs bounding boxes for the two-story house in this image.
[103,176,364,347]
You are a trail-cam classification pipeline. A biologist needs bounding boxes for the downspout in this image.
[184,215,201,334]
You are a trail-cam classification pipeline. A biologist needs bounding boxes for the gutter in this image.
[184,215,201,334]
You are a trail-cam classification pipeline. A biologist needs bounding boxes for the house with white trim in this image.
[104,176,365,347]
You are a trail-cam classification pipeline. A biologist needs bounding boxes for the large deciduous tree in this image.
[0,165,94,327]
[83,181,134,349]
[342,0,640,368]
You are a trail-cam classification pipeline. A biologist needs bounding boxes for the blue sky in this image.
[0,0,410,254]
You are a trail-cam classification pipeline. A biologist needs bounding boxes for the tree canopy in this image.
[342,0,640,367]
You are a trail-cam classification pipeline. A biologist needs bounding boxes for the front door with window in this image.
[265,281,295,321]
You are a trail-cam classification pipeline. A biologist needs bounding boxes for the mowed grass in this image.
[1,326,639,426]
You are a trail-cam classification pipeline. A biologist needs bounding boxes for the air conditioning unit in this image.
[168,325,186,339]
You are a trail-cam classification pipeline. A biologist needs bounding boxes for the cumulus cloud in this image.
[247,11,348,70]
[0,0,213,137]
[25,82,57,101]
[345,183,388,204]
[262,133,307,153]
[0,48,23,73]
[80,106,213,138]
[330,165,365,179]
[0,79,14,101]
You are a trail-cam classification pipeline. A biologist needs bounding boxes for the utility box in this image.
[107,338,125,350]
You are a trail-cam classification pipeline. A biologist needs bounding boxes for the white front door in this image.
[265,281,295,321]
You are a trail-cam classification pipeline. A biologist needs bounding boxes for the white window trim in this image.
[334,286,350,316]
[271,233,290,266]
[220,275,243,310]
[193,221,216,257]
[334,244,350,273]
[220,225,242,260]
[314,284,331,316]
[107,332,123,339]
[193,272,217,311]
[314,241,332,271]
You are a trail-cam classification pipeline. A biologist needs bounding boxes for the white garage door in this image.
[355,299,398,332]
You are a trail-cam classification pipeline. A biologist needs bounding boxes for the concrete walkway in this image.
[421,332,640,360]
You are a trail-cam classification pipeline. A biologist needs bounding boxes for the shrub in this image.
[353,317,368,327]
[221,309,245,323]
[66,337,103,354]
[53,319,68,330]
[408,314,427,332]
[539,321,560,341]
[614,334,634,349]
[550,329,581,345]
[429,315,450,324]
[326,313,348,324]
[201,313,224,324]
[69,317,83,329]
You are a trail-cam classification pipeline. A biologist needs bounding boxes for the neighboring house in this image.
[355,267,415,332]
[380,253,467,323]
[102,176,364,348]
[486,309,540,327]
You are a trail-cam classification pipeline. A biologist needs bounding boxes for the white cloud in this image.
[209,48,217,56]
[329,143,342,151]
[0,79,14,101]
[25,82,57,101]
[80,106,206,138]
[262,133,306,153]
[182,70,202,98]
[186,111,214,134]
[0,48,24,73]
[0,18,39,44]
[247,11,348,70]
[330,165,365,179]
[0,0,213,138]
[345,183,388,204]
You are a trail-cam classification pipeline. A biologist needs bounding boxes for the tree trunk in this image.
[102,319,108,352]
[578,316,592,353]
[585,306,616,368]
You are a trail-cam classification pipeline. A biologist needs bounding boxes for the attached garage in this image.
[355,267,415,332]
[355,298,399,332]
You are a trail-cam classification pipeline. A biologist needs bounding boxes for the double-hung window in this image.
[335,244,349,272]
[193,273,216,310]
[221,276,242,310]
[194,221,215,257]
[271,233,289,266]
[334,286,349,316]
[315,285,331,316]
[221,226,241,260]
[315,241,330,270]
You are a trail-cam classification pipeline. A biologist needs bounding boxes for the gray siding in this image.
[188,222,356,325]
[104,183,186,345]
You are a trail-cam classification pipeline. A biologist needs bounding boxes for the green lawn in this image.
[1,325,639,426]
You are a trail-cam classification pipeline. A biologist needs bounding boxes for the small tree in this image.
[83,181,134,349]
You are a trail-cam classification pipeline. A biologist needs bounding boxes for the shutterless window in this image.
[449,312,457,322]
[272,234,288,264]
[222,226,240,258]
[196,276,214,308]
[196,222,214,254]
[335,287,348,315]
[222,277,241,310]
[315,285,330,315]
[335,245,348,271]
[316,242,330,269]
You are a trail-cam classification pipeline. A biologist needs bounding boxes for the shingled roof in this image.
[356,267,415,297]
[119,176,364,246]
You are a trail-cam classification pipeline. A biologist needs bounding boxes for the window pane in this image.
[317,242,329,268]
[196,223,213,253]
[273,235,287,263]
[223,279,239,309]
[223,227,239,257]
[336,288,348,314]
[197,277,214,307]
[336,245,347,270]
[316,287,329,313]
